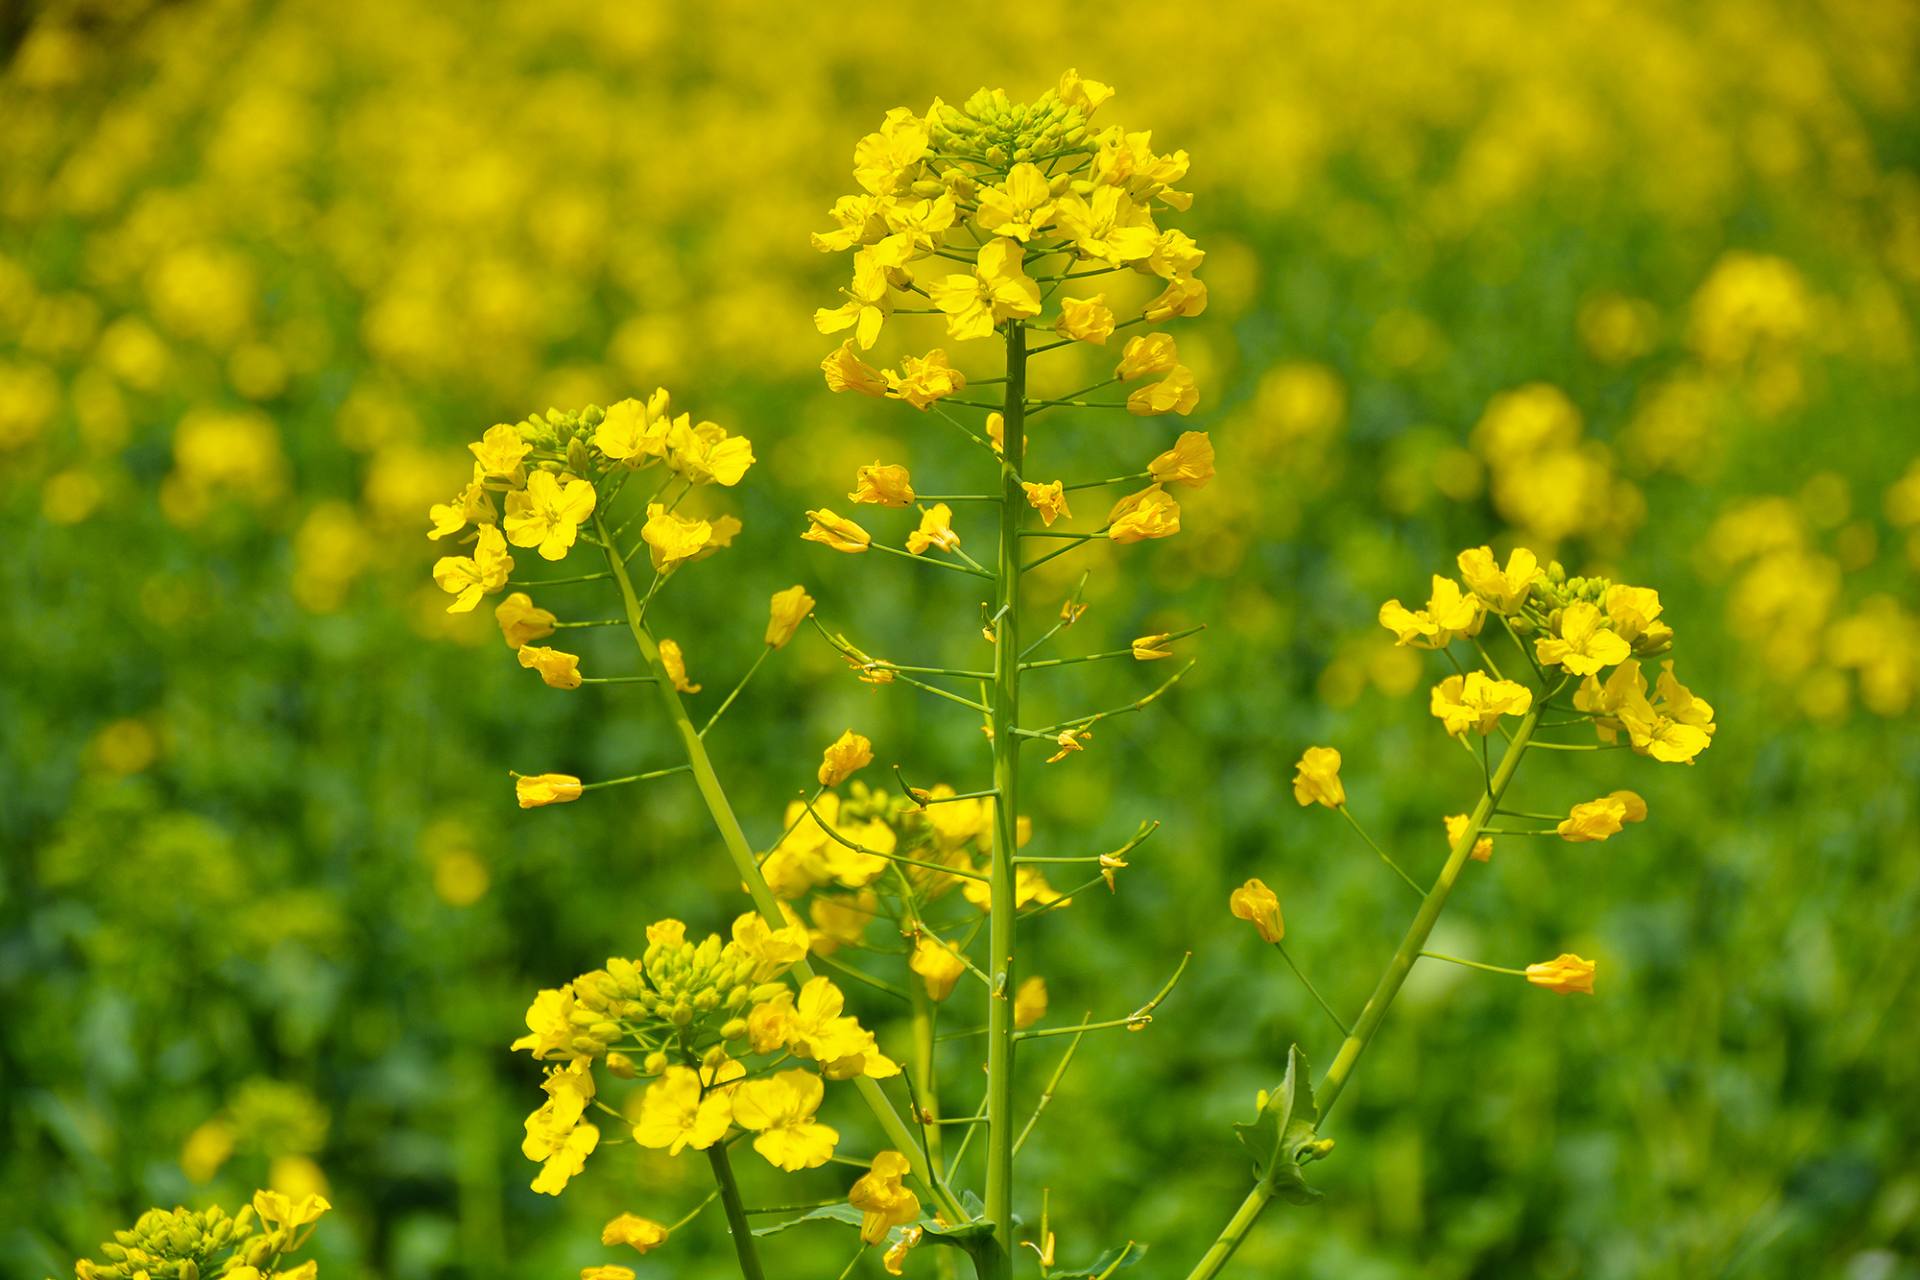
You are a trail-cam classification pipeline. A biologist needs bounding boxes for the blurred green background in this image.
[4,0,1918,1277]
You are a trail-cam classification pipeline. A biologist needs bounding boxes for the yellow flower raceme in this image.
[1536,601,1631,675]
[1148,430,1214,488]
[433,524,511,613]
[1230,878,1284,943]
[1430,672,1534,737]
[1022,480,1071,526]
[1526,953,1597,995]
[640,503,712,572]
[1107,485,1181,543]
[505,470,597,561]
[850,462,915,507]
[516,773,583,809]
[910,936,968,1001]
[518,644,582,690]
[495,592,556,649]
[1379,575,1485,649]
[804,508,872,553]
[1126,365,1199,417]
[1055,293,1114,344]
[1456,545,1539,613]
[1292,746,1345,807]
[766,585,816,648]
[849,1151,922,1245]
[906,503,960,554]
[1116,333,1178,380]
[1444,813,1494,862]
[658,639,700,693]
[819,730,874,786]
[730,1069,837,1172]
[631,1066,731,1156]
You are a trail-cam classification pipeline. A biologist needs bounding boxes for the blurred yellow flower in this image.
[910,936,968,1001]
[1444,814,1494,862]
[1291,746,1345,808]
[1525,954,1597,996]
[1022,480,1072,526]
[803,508,872,553]
[658,638,701,693]
[1229,877,1284,943]
[515,773,583,809]
[819,729,874,786]
[766,586,816,648]
[1014,976,1049,1029]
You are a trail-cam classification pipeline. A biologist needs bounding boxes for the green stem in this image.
[982,320,1028,1280]
[705,1144,766,1280]
[1336,805,1425,898]
[1420,950,1526,976]
[1184,702,1542,1280]
[594,516,967,1227]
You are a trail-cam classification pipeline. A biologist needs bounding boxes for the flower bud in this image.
[643,1050,669,1076]
[606,1052,637,1079]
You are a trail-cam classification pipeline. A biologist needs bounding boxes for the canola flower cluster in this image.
[67,1191,328,1280]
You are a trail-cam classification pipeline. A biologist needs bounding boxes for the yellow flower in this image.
[804,508,872,553]
[910,936,968,1001]
[1561,791,1648,841]
[528,1117,598,1195]
[1055,293,1114,344]
[1378,576,1485,649]
[582,1268,635,1280]
[1014,975,1049,1029]
[658,638,701,693]
[1444,814,1494,862]
[1116,333,1178,380]
[433,524,512,613]
[1144,275,1209,321]
[1107,485,1181,543]
[1605,583,1670,647]
[1131,633,1173,661]
[1291,746,1345,808]
[1535,601,1630,675]
[631,1066,732,1156]
[428,472,496,541]
[1229,878,1284,943]
[1525,953,1597,996]
[1046,729,1092,763]
[816,245,894,348]
[1057,67,1115,113]
[518,644,583,690]
[730,1069,838,1172]
[504,470,598,561]
[976,163,1055,241]
[510,986,580,1059]
[884,349,967,409]
[927,237,1041,341]
[1148,430,1214,488]
[1126,365,1199,416]
[666,418,755,487]
[819,729,874,786]
[524,1061,599,1193]
[766,585,816,648]
[470,423,531,478]
[1455,545,1539,614]
[778,977,899,1078]
[595,392,672,463]
[494,592,557,649]
[602,1215,669,1254]
[516,773,583,809]
[906,503,961,554]
[1022,480,1072,526]
[850,462,915,507]
[1429,672,1534,737]
[885,1227,924,1276]
[1618,663,1715,762]
[252,1189,332,1229]
[1053,186,1157,265]
[821,340,889,397]
[849,1150,922,1245]
[641,503,712,572]
[731,911,810,981]
[986,411,1006,454]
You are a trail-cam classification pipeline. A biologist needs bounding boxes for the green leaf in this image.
[751,1202,866,1237]
[1053,1240,1149,1278]
[1231,1043,1325,1204]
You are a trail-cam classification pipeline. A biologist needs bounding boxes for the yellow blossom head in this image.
[1291,746,1345,808]
[1229,878,1284,944]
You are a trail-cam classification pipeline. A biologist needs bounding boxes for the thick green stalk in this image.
[595,518,967,1226]
[706,1144,768,1280]
[982,322,1028,1279]
[1183,703,1543,1280]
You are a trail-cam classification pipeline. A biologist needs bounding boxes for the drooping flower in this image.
[1126,365,1199,416]
[1144,275,1208,321]
[1525,953,1597,995]
[906,503,960,554]
[433,525,512,613]
[1148,430,1214,488]
[766,585,816,648]
[1535,602,1631,675]
[516,773,583,809]
[1291,746,1345,808]
[1455,545,1539,614]
[850,462,915,507]
[819,729,874,786]
[1557,796,1630,842]
[631,1066,732,1156]
[1055,293,1114,344]
[822,341,889,397]
[1116,333,1179,381]
[803,508,872,553]
[518,644,583,690]
[729,1070,838,1171]
[849,1151,922,1245]
[658,638,700,693]
[665,419,755,486]
[1107,485,1180,543]
[495,591,557,649]
[1229,878,1284,943]
[504,471,598,561]
[582,1267,636,1280]
[1022,480,1072,526]
[884,349,967,409]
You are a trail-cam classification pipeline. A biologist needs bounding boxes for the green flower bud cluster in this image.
[71,1204,255,1280]
[933,88,1089,167]
[511,403,607,453]
[574,933,760,1046]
